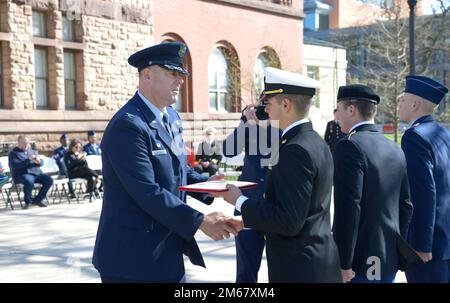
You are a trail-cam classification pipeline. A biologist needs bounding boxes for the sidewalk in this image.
[0,196,405,283]
[0,197,266,283]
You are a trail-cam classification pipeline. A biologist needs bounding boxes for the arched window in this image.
[253,48,281,102]
[253,53,270,100]
[208,47,231,112]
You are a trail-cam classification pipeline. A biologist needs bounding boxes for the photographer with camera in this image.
[222,92,281,283]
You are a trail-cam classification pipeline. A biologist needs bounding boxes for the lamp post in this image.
[408,0,417,75]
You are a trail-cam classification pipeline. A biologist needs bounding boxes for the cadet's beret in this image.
[87,130,96,137]
[337,84,380,104]
[263,67,320,97]
[404,75,448,104]
[128,41,189,75]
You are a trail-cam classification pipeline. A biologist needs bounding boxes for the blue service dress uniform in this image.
[333,124,413,282]
[83,143,101,155]
[402,115,450,283]
[53,146,68,176]
[92,92,212,282]
[240,122,342,282]
[222,120,280,282]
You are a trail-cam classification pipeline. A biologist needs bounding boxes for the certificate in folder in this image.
[179,180,257,193]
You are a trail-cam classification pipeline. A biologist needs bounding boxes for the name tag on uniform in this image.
[151,149,167,156]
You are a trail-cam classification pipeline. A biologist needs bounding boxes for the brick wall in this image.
[0,0,153,152]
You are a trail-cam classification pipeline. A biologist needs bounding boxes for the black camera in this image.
[255,104,269,120]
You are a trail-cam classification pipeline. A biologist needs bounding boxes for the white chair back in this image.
[40,156,60,175]
[222,152,245,166]
[0,156,10,173]
[86,155,102,171]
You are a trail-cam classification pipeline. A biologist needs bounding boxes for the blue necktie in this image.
[162,114,173,138]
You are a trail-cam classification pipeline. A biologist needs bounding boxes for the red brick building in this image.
[0,0,305,153]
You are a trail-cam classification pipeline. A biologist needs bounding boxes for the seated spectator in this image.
[83,130,102,155]
[8,136,53,209]
[64,139,99,195]
[53,133,76,198]
[0,163,11,188]
[194,127,222,176]
[53,133,69,176]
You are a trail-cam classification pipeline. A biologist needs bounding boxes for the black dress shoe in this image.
[33,201,48,207]
[23,203,30,209]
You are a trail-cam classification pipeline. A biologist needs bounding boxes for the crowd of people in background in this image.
[0,131,103,209]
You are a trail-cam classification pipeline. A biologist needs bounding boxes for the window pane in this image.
[219,93,227,111]
[62,15,74,41]
[35,78,48,108]
[34,48,48,108]
[64,52,75,79]
[307,66,319,107]
[209,92,217,110]
[254,53,269,100]
[34,48,48,78]
[65,79,76,109]
[208,47,230,112]
[174,87,183,111]
[32,11,46,37]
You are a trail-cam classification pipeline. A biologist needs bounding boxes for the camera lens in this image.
[255,105,269,120]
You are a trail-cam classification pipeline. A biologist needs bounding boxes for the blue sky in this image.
[421,0,450,15]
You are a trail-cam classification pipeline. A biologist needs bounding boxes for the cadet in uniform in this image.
[217,67,342,283]
[324,109,345,153]
[194,127,222,176]
[398,75,450,283]
[83,131,102,155]
[333,84,413,283]
[222,93,281,283]
[53,133,76,198]
[92,42,240,283]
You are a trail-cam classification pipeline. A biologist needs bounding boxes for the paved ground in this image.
[0,196,406,283]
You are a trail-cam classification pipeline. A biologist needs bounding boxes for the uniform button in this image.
[260,178,264,182]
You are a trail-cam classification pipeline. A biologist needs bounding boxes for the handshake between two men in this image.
[200,184,245,241]
[197,174,245,241]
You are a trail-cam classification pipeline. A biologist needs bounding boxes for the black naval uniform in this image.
[333,123,413,280]
[241,121,342,282]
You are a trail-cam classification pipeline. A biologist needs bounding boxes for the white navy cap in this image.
[263,67,320,97]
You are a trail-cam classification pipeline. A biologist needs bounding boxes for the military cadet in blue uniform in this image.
[92,42,241,283]
[217,67,342,282]
[83,131,102,155]
[333,84,413,283]
[53,133,69,176]
[398,75,450,283]
[53,133,76,198]
[222,93,281,283]
[324,109,345,153]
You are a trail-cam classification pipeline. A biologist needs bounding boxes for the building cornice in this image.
[200,0,304,19]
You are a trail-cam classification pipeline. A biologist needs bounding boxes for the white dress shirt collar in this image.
[281,117,310,138]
